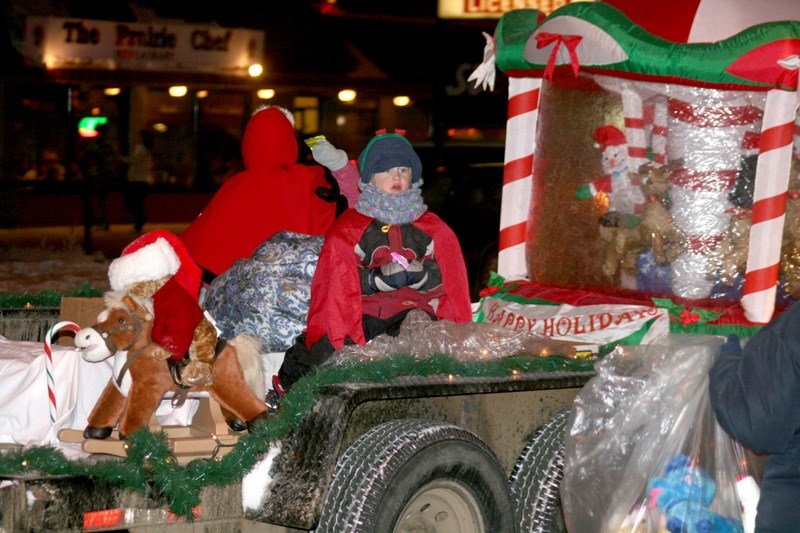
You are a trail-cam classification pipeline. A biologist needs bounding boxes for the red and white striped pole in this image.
[742,57,800,323]
[44,321,81,423]
[650,97,668,167]
[498,77,541,280]
[667,96,761,299]
[621,88,650,173]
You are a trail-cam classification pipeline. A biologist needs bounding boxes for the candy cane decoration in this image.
[621,87,650,173]
[667,95,761,300]
[650,97,668,166]
[498,76,541,280]
[44,321,81,423]
[742,58,800,323]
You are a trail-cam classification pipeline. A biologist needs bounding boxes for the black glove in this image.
[405,260,429,289]
[368,262,409,292]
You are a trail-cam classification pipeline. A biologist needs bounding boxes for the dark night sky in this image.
[56,1,438,30]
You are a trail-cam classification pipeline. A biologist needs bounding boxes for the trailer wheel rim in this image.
[393,479,485,533]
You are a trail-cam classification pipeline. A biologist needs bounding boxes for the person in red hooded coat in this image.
[181,105,343,279]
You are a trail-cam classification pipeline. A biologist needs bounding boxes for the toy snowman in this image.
[575,124,645,218]
[576,124,646,287]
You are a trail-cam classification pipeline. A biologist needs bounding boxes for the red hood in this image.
[241,106,298,173]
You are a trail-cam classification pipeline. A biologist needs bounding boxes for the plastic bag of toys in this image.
[561,335,761,532]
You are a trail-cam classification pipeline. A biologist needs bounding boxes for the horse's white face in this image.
[74,325,113,362]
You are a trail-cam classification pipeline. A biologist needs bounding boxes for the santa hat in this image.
[108,229,202,299]
[358,129,422,185]
[593,125,627,151]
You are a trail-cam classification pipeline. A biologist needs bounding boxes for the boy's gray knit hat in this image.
[357,132,422,185]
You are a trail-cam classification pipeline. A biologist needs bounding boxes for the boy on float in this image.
[270,130,473,404]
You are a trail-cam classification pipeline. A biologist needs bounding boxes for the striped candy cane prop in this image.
[650,97,668,166]
[621,87,650,173]
[44,321,81,423]
[667,96,761,299]
[498,76,541,280]
[742,61,800,323]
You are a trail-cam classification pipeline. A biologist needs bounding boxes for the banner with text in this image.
[23,16,264,76]
[437,0,583,19]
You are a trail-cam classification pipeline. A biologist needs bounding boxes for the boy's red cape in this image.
[305,209,473,349]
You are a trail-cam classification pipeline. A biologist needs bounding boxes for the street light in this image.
[169,86,188,97]
[248,63,264,77]
[338,89,356,103]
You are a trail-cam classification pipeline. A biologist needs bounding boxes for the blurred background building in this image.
[0,0,541,188]
[0,0,575,295]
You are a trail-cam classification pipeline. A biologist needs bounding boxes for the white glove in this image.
[468,31,496,92]
[311,139,348,172]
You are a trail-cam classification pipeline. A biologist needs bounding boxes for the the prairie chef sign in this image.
[22,16,264,76]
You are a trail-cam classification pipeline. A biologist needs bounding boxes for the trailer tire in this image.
[315,419,515,533]
[509,409,570,533]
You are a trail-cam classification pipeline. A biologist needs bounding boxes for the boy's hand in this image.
[722,334,741,355]
[368,263,408,292]
[406,260,429,289]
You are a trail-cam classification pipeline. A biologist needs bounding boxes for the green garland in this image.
[0,352,593,518]
[0,282,103,309]
[652,297,763,339]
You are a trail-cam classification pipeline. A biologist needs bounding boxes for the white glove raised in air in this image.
[311,138,349,172]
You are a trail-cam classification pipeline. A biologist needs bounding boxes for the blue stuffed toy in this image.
[646,454,743,533]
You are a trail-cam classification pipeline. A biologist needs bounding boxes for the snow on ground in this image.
[0,224,189,294]
[0,246,111,294]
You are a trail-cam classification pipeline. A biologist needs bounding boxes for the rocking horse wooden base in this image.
[57,394,244,465]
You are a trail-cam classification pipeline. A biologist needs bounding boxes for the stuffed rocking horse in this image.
[74,291,269,439]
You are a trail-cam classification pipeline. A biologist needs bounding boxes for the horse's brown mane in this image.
[103,290,154,315]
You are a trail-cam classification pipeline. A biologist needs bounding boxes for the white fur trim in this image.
[242,442,282,511]
[253,104,295,126]
[108,237,180,290]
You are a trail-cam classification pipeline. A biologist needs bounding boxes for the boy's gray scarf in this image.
[355,182,427,224]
